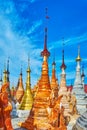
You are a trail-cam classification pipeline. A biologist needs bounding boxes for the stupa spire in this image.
[20,65,22,76]
[52,51,56,67]
[3,62,7,84]
[19,56,33,110]
[26,56,31,90]
[76,45,81,61]
[41,8,50,58]
[19,67,23,87]
[59,38,67,96]
[60,38,66,70]
[41,28,50,58]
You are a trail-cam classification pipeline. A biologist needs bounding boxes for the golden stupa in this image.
[19,20,67,129]
[19,26,51,129]
[15,68,24,103]
[50,59,59,100]
[19,58,33,110]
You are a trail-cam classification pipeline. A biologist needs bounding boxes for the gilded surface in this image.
[0,83,13,130]
[19,61,33,110]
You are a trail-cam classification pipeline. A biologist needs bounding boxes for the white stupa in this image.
[72,46,87,114]
[58,49,71,117]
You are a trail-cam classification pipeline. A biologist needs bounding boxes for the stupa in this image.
[19,10,67,129]
[17,58,33,117]
[58,48,78,122]
[50,58,59,100]
[72,46,86,114]
[19,23,51,129]
[58,49,67,96]
[58,49,70,117]
[15,68,24,103]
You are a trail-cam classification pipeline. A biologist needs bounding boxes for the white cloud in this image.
[0,1,42,87]
[27,20,42,35]
[49,32,87,51]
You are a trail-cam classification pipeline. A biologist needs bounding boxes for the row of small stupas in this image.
[0,15,87,130]
[1,42,86,115]
[0,24,87,130]
[0,56,33,118]
[18,25,87,130]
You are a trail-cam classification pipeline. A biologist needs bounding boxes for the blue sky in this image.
[0,0,87,88]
